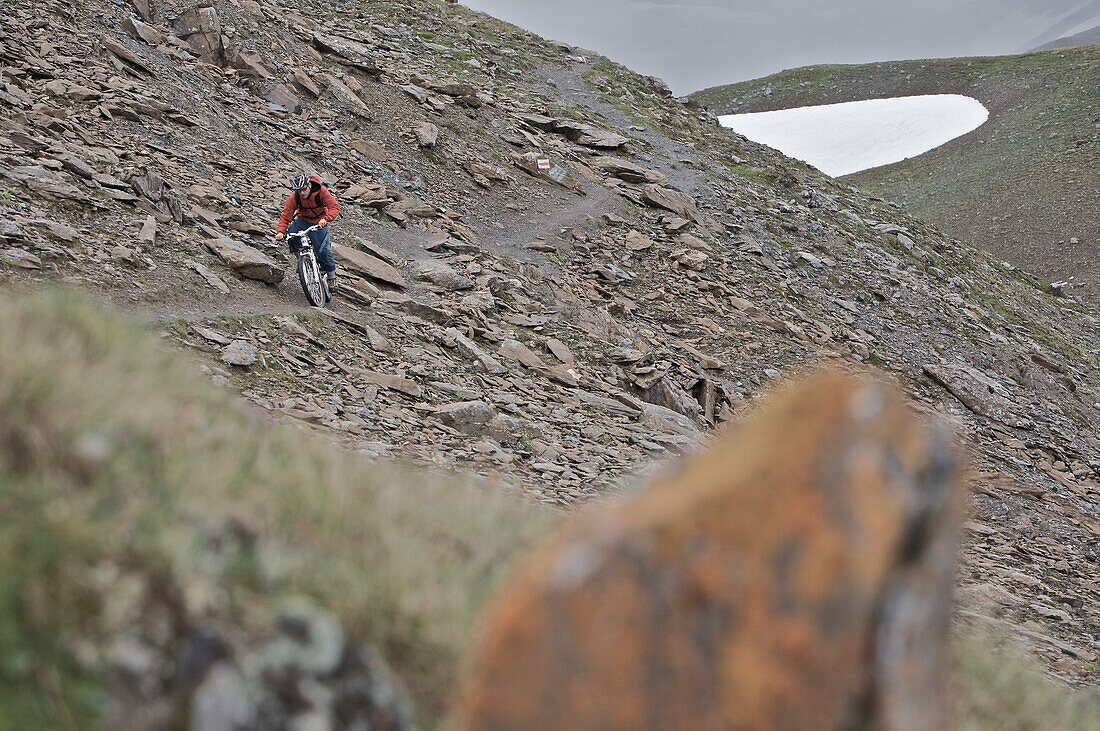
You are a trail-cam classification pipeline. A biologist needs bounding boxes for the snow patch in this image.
[719,95,990,178]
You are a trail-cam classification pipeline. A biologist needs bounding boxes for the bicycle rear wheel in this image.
[297,253,327,307]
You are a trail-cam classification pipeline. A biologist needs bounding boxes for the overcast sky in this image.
[460,0,1100,94]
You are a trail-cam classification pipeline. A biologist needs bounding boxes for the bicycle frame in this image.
[286,225,329,307]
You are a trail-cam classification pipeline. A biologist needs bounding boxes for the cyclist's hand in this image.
[274,231,285,241]
[318,218,328,228]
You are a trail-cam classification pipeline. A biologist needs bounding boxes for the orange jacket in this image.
[276,175,341,233]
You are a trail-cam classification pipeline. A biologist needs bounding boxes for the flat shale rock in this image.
[101,35,155,74]
[591,156,667,184]
[545,338,575,365]
[923,363,1035,429]
[2,166,90,203]
[638,401,702,439]
[259,83,299,113]
[498,339,545,369]
[552,120,629,149]
[321,74,372,118]
[349,138,388,161]
[205,238,284,284]
[511,153,586,195]
[121,16,163,46]
[311,32,384,76]
[335,245,406,287]
[642,184,704,225]
[459,372,961,731]
[2,248,41,268]
[447,328,506,374]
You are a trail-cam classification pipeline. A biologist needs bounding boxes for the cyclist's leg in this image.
[287,217,308,254]
[309,225,336,274]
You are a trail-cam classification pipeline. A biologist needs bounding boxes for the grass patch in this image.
[955,626,1100,729]
[0,288,553,727]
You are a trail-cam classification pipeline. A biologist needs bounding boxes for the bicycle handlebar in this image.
[282,225,322,240]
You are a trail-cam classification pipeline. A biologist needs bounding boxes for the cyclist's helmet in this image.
[291,172,310,190]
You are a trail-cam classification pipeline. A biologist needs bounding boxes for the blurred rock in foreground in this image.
[459,371,962,730]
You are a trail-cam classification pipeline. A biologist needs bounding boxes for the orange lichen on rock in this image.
[457,370,962,730]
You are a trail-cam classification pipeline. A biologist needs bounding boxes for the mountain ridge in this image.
[1032,23,1100,51]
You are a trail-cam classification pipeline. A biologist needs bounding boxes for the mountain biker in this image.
[274,172,341,290]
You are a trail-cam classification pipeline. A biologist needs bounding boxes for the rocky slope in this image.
[2,0,1100,722]
[692,48,1100,302]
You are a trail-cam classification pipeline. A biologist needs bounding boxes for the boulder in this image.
[414,121,439,148]
[412,259,473,290]
[436,400,495,434]
[173,7,223,62]
[226,48,273,79]
[220,340,258,367]
[205,238,284,284]
[486,414,543,444]
[138,216,157,245]
[459,372,961,730]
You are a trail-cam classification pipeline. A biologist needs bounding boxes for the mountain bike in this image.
[286,225,329,307]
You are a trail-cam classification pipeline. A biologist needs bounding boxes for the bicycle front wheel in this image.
[297,254,327,307]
